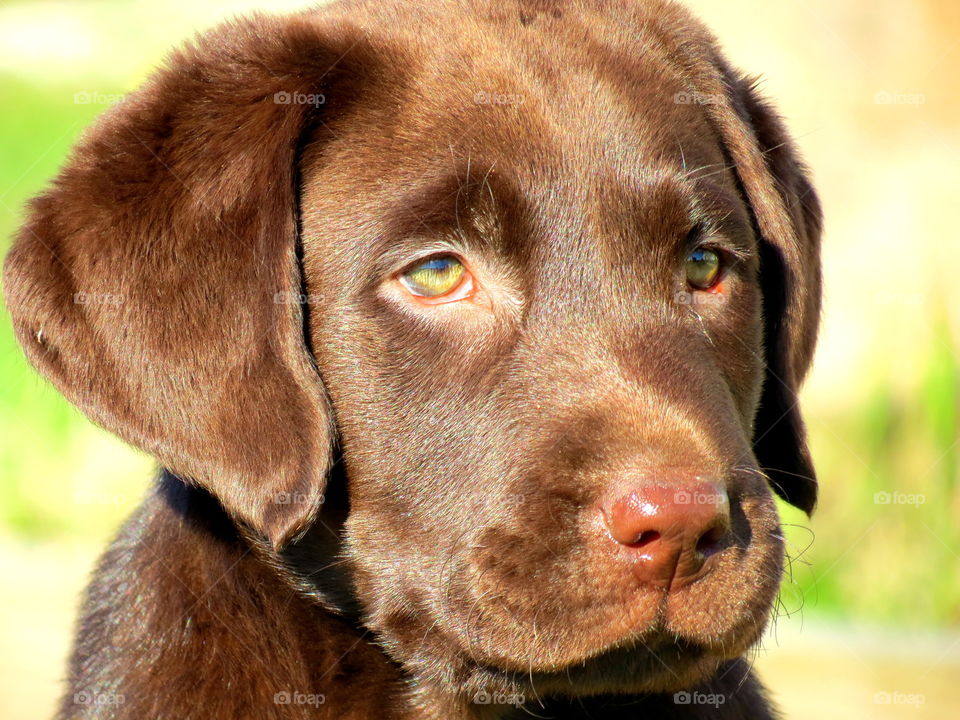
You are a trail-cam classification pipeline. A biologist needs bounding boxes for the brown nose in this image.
[602,480,731,588]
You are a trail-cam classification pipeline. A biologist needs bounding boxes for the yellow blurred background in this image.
[0,1,957,717]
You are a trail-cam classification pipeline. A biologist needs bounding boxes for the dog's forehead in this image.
[307,41,737,235]
[398,15,727,179]
[300,3,750,285]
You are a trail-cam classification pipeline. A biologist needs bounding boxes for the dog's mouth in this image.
[451,543,777,670]
[353,484,782,703]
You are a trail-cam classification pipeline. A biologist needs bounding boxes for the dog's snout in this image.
[601,478,731,588]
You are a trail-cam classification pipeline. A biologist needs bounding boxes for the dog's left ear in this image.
[694,55,823,513]
[3,13,385,548]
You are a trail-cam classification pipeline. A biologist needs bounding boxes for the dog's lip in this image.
[457,550,761,673]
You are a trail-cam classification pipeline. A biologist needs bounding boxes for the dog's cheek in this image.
[342,505,486,680]
[696,278,765,435]
[668,473,784,653]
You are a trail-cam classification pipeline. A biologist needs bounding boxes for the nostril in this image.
[626,530,661,550]
[601,478,731,587]
[695,524,728,559]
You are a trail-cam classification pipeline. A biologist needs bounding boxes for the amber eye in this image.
[399,254,468,298]
[685,247,721,289]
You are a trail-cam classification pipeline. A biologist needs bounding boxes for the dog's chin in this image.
[459,634,730,701]
[445,580,776,701]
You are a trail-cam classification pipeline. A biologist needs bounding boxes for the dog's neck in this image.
[245,459,365,619]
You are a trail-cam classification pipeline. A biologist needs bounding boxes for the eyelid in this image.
[686,222,752,261]
[379,240,469,278]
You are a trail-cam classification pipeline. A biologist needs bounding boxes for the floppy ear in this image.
[3,13,379,548]
[682,50,823,513]
[728,75,823,514]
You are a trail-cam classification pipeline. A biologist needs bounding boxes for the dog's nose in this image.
[602,480,731,588]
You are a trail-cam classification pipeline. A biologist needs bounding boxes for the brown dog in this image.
[3,0,821,718]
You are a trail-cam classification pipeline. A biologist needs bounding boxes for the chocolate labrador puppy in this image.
[3,0,821,717]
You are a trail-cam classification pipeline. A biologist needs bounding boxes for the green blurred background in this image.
[0,0,957,717]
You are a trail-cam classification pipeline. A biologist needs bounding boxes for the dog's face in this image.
[300,62,776,694]
[3,0,821,707]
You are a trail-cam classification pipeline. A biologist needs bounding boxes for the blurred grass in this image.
[0,0,958,717]
[0,73,154,540]
[778,332,960,626]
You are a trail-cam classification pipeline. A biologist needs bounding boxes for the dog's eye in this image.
[685,248,721,290]
[399,254,471,301]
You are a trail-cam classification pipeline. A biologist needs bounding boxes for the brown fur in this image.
[3,1,821,718]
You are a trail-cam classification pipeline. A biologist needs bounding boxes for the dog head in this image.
[4,0,821,707]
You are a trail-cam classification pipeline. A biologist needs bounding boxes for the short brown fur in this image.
[3,1,821,718]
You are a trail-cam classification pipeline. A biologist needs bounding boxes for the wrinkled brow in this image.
[369,166,533,269]
[689,178,756,253]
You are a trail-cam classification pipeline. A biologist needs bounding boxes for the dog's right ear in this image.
[724,73,823,515]
[3,13,384,549]
[692,52,823,514]
[651,4,823,513]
